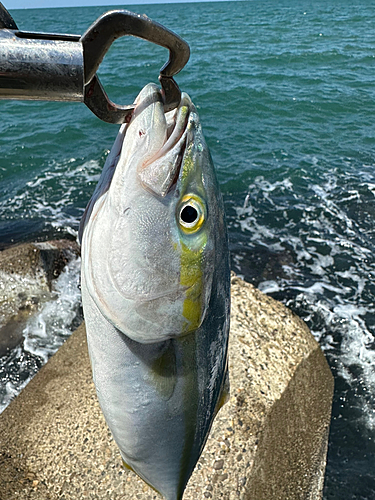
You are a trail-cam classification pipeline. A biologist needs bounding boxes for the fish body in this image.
[79,83,230,500]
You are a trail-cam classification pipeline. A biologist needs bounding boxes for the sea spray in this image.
[0,256,82,412]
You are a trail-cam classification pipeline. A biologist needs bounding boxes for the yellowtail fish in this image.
[79,83,230,500]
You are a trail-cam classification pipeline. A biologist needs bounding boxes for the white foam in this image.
[0,256,81,413]
[0,158,101,236]
[258,280,281,294]
[234,167,375,430]
[0,157,102,413]
[23,256,81,362]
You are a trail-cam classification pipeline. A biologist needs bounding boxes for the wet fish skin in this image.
[80,83,230,500]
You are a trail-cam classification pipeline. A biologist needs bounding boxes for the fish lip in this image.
[150,93,191,161]
[132,87,164,118]
[137,94,191,197]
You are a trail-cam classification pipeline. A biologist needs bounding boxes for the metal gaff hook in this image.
[81,10,190,123]
[0,4,190,123]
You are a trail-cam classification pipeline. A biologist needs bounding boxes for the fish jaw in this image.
[81,85,216,343]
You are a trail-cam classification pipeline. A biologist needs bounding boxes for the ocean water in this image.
[1,0,375,497]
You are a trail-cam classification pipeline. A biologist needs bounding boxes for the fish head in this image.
[81,83,227,344]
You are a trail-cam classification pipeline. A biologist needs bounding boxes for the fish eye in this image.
[181,205,198,224]
[178,195,206,233]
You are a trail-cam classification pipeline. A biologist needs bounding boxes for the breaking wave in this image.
[229,164,375,432]
[0,255,82,413]
[0,157,104,247]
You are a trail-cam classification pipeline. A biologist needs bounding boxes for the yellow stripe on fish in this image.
[180,237,206,332]
[177,136,208,333]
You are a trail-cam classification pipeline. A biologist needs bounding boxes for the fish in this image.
[79,83,230,500]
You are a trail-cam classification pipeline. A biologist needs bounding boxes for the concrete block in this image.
[0,274,333,500]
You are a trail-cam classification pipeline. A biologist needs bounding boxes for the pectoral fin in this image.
[147,341,177,400]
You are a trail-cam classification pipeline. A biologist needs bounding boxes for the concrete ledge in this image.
[0,274,334,500]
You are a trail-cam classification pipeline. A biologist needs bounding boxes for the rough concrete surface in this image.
[0,240,79,355]
[0,274,334,500]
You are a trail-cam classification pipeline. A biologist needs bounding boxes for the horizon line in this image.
[10,0,244,10]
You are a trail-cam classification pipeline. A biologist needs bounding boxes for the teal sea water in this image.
[1,0,375,497]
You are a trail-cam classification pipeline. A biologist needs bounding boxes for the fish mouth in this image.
[138,93,192,198]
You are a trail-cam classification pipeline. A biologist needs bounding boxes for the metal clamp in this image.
[81,10,190,123]
[0,3,190,123]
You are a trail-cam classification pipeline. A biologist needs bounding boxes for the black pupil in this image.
[181,205,198,224]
